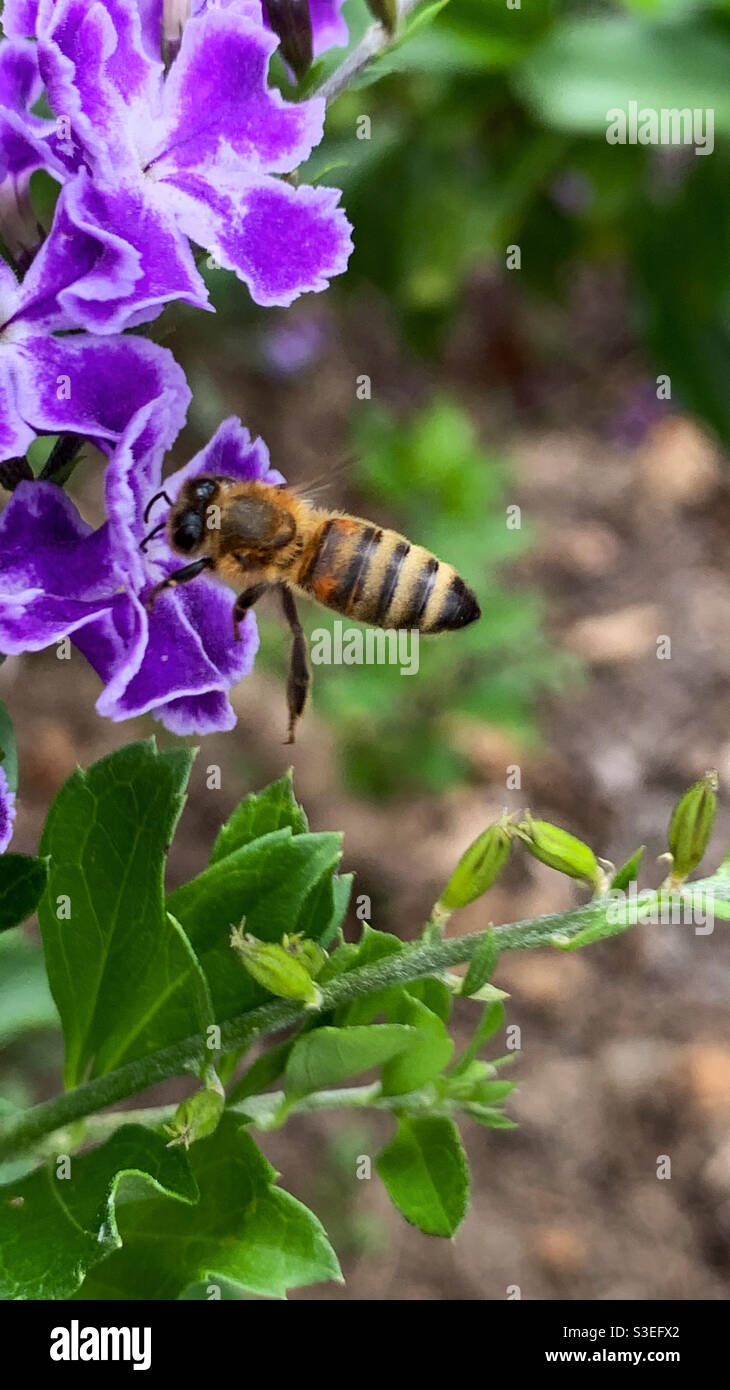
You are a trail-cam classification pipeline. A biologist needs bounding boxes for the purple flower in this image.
[0,408,283,734]
[3,2,350,61]
[0,765,16,853]
[0,219,190,461]
[4,0,352,316]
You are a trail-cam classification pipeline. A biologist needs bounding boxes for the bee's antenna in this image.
[143,489,173,524]
[140,520,167,553]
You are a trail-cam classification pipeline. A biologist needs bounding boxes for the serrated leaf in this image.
[377,1115,468,1237]
[0,701,18,794]
[167,828,342,1022]
[0,855,49,934]
[0,1125,196,1299]
[284,1024,416,1097]
[37,740,213,1085]
[75,1116,341,1300]
[209,771,307,865]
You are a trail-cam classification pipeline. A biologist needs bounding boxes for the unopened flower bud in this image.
[366,0,399,34]
[231,925,322,1006]
[166,1082,224,1149]
[282,932,326,979]
[263,0,314,80]
[516,814,600,887]
[163,0,191,63]
[667,770,718,885]
[438,817,514,912]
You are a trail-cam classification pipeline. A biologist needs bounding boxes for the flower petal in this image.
[103,392,188,589]
[12,332,190,448]
[155,6,324,177]
[309,0,348,57]
[153,688,238,736]
[0,480,118,651]
[167,413,282,497]
[0,1,40,40]
[95,579,257,723]
[0,359,36,460]
[37,0,162,178]
[165,171,353,307]
[0,37,43,112]
[0,766,16,854]
[51,170,210,332]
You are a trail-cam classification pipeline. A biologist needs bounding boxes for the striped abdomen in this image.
[296,516,480,632]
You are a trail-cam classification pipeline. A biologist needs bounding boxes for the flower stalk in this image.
[0,894,642,1161]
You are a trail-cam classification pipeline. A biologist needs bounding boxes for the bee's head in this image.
[168,476,221,555]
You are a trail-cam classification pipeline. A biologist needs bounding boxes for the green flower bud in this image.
[263,0,313,80]
[438,817,514,912]
[366,0,399,33]
[516,814,600,887]
[667,771,718,884]
[166,1084,225,1149]
[231,926,322,1007]
[282,932,327,979]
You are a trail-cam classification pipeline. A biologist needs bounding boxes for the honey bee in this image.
[143,476,481,742]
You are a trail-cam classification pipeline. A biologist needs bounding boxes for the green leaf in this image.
[610,846,646,892]
[450,1000,506,1078]
[76,1116,341,1300]
[227,1038,297,1106]
[209,770,307,864]
[284,1024,416,1097]
[0,933,58,1047]
[167,828,342,1021]
[377,1115,468,1237]
[0,1125,196,1299]
[381,995,453,1095]
[334,925,404,1025]
[297,870,353,949]
[0,700,18,793]
[37,740,213,1085]
[404,977,452,1022]
[0,855,49,934]
[461,929,499,997]
[465,1106,519,1130]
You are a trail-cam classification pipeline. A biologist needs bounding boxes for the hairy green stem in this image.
[316,0,424,105]
[0,898,630,1160]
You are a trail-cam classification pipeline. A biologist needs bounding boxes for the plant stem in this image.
[38,433,84,486]
[0,897,633,1161]
[316,0,424,105]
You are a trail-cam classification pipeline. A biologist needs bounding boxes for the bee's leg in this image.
[280,586,310,745]
[232,581,268,643]
[145,558,213,611]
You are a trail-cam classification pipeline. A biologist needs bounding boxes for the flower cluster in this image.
[0,0,354,741]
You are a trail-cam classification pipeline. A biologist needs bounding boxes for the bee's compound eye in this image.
[172,513,204,552]
[192,479,217,502]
